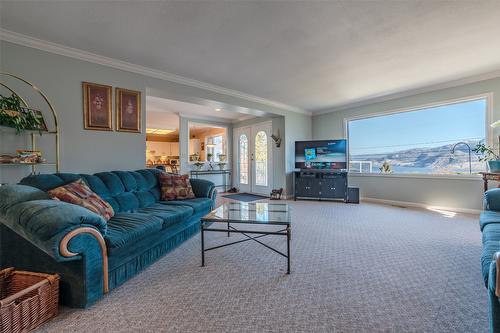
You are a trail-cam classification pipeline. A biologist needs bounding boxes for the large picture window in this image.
[347,97,488,175]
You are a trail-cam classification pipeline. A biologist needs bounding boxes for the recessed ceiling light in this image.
[215,108,222,111]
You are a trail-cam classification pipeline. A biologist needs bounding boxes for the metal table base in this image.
[201,221,291,274]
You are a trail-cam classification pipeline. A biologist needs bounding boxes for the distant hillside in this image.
[350,140,484,174]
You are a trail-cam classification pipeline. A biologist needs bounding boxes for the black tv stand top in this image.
[295,169,348,174]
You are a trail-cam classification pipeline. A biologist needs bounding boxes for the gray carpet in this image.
[37,201,488,333]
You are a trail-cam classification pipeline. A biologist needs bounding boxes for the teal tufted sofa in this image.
[480,188,500,332]
[0,169,216,308]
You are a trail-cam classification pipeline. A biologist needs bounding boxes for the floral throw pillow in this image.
[159,173,195,201]
[48,179,114,221]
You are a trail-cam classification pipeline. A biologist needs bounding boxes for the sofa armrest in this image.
[1,199,107,259]
[0,185,49,214]
[209,188,218,210]
[190,178,215,198]
[1,197,110,294]
[484,189,500,212]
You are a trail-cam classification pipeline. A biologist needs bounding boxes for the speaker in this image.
[347,187,359,204]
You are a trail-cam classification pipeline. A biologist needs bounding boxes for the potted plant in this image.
[206,152,213,162]
[0,93,46,134]
[473,143,500,172]
[379,161,393,174]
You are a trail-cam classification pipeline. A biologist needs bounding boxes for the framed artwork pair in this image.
[82,82,141,133]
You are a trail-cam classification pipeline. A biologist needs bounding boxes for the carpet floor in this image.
[37,200,488,333]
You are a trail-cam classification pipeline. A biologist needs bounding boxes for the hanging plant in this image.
[0,93,47,134]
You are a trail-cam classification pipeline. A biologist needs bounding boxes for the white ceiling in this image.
[2,1,500,112]
[147,96,254,123]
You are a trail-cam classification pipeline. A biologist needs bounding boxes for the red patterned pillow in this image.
[48,179,114,221]
[159,173,195,201]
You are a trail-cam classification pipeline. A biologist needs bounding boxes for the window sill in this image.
[349,173,482,181]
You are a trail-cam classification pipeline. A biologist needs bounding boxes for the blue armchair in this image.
[480,188,500,332]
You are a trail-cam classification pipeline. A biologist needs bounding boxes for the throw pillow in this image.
[48,178,114,221]
[159,173,195,200]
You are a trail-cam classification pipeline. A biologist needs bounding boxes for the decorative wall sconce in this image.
[271,129,282,148]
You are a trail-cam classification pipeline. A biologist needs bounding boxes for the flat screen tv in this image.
[295,140,347,170]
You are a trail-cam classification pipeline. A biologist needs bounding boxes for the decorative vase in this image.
[488,160,500,173]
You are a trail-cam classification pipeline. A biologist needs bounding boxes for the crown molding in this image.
[312,69,500,116]
[0,29,309,116]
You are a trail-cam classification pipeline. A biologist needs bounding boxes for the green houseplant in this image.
[0,94,45,134]
[473,143,500,172]
[379,160,393,174]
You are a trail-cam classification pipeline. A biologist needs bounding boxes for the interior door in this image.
[234,127,251,193]
[251,121,272,195]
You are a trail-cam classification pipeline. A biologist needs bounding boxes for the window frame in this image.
[343,93,493,180]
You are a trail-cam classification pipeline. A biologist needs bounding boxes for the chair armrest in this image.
[492,252,500,297]
[190,178,215,198]
[484,189,500,212]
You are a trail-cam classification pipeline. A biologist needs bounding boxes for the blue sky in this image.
[348,99,487,155]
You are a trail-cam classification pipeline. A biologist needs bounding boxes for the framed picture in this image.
[116,88,141,133]
[82,82,112,131]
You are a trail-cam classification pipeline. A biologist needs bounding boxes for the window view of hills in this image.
[350,140,485,174]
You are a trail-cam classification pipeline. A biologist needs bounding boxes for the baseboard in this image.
[361,197,481,215]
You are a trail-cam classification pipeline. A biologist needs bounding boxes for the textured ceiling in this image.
[2,1,500,112]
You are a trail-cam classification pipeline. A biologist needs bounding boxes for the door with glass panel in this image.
[234,121,272,195]
[235,127,251,193]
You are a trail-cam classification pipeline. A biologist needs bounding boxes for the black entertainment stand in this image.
[294,170,348,202]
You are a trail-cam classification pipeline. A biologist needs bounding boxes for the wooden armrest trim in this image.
[59,227,109,294]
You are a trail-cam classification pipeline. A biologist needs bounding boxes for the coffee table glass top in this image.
[202,202,290,225]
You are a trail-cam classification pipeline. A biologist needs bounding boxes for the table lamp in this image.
[492,120,500,156]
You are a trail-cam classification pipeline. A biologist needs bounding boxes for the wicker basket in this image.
[0,268,59,333]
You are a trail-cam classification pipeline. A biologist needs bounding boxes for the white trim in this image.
[343,93,492,124]
[0,28,309,116]
[343,93,493,176]
[361,197,481,215]
[313,71,500,115]
[349,172,482,181]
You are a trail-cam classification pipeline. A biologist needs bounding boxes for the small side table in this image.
[480,172,500,192]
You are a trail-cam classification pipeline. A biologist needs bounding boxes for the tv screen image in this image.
[295,140,347,170]
[304,148,317,161]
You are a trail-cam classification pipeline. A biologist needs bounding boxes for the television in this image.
[295,140,347,170]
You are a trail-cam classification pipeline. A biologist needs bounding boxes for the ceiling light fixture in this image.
[215,108,222,112]
[146,128,175,135]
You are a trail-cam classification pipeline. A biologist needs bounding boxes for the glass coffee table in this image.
[200,202,291,274]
